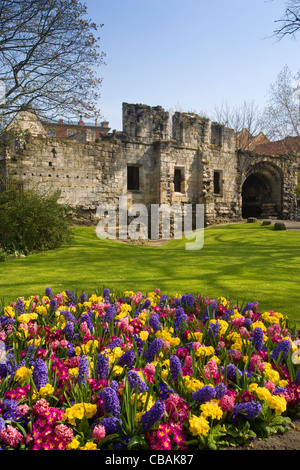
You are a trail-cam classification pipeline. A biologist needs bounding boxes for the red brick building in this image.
[42,115,110,140]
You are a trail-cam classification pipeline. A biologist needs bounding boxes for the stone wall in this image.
[0,103,298,235]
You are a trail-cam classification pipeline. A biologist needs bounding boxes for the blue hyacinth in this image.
[140,401,166,430]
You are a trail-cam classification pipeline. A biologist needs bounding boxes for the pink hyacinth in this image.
[203,359,219,380]
[0,331,6,341]
[0,425,24,448]
[32,398,49,417]
[92,425,106,442]
[219,393,235,413]
[54,424,74,443]
[80,321,89,334]
[249,354,265,373]
[17,404,30,416]
[28,322,37,336]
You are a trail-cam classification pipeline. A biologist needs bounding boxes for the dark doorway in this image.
[242,173,273,218]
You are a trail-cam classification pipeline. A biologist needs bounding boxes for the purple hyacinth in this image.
[208,321,220,340]
[169,355,182,383]
[226,363,242,382]
[104,304,116,323]
[61,310,77,323]
[118,350,136,369]
[78,355,89,385]
[142,298,151,310]
[270,339,291,362]
[232,401,262,420]
[110,380,119,393]
[127,370,149,393]
[215,383,227,399]
[181,294,194,307]
[149,313,162,333]
[80,292,88,304]
[81,313,94,333]
[45,287,53,298]
[143,337,163,363]
[140,401,166,430]
[95,353,109,380]
[33,359,49,391]
[16,298,24,315]
[253,327,264,351]
[107,337,123,351]
[50,298,57,311]
[174,307,188,333]
[103,289,110,301]
[100,417,123,435]
[244,317,252,329]
[191,385,216,403]
[63,321,74,340]
[100,387,121,416]
[0,418,5,432]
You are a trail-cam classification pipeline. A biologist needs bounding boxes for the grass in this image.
[0,222,300,325]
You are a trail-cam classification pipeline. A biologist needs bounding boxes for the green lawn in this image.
[1,222,300,324]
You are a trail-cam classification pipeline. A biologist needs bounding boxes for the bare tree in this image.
[261,65,300,147]
[0,0,105,126]
[212,100,262,149]
[273,0,300,38]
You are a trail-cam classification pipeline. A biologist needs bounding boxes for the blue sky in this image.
[85,0,300,131]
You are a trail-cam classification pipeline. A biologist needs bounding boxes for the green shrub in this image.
[0,180,73,254]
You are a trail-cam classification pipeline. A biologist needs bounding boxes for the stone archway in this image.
[242,162,283,219]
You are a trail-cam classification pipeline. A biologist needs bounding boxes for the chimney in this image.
[79,115,84,126]
[95,118,98,127]
[59,119,64,124]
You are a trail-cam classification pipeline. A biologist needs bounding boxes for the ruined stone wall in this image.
[0,103,297,233]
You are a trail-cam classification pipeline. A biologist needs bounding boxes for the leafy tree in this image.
[0,0,105,126]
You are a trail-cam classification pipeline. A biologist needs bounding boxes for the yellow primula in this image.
[249,384,272,402]
[66,438,80,450]
[140,330,149,341]
[35,305,48,317]
[111,365,123,377]
[68,367,79,378]
[263,363,280,385]
[251,321,267,332]
[200,401,223,421]
[131,393,154,411]
[231,309,242,319]
[4,306,15,318]
[89,294,105,304]
[184,376,204,393]
[17,312,38,323]
[189,414,210,437]
[195,345,215,358]
[14,366,32,383]
[39,383,55,398]
[266,395,287,415]
[75,339,99,356]
[187,331,203,343]
[217,296,228,307]
[80,442,98,450]
[63,402,97,426]
[138,312,147,324]
[261,311,285,325]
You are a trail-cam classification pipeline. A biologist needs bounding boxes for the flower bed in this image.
[0,287,300,450]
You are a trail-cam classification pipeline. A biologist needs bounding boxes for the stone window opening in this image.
[213,171,222,195]
[51,148,56,157]
[174,168,183,193]
[127,165,140,191]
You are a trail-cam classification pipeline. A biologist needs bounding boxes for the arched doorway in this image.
[242,163,282,219]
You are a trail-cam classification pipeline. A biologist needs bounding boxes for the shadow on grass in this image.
[0,223,299,321]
